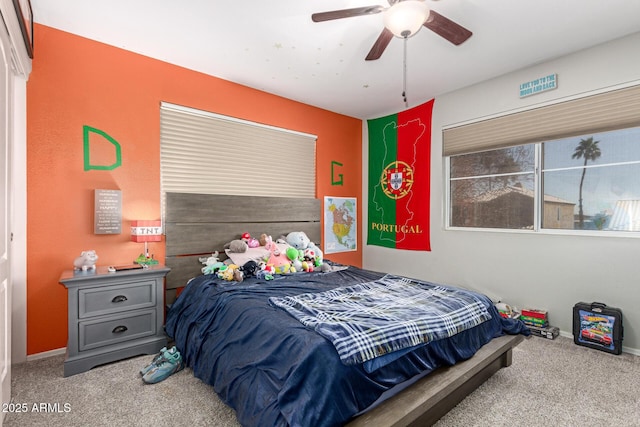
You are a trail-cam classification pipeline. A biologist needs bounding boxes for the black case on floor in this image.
[573,302,623,355]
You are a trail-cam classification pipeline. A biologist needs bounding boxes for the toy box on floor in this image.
[573,302,623,355]
[527,324,560,340]
[519,308,559,340]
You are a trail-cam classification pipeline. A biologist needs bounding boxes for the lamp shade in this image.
[130,220,162,242]
[384,0,430,38]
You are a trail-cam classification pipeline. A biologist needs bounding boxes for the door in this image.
[0,20,12,421]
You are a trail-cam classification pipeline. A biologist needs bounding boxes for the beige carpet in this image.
[4,336,639,426]
[4,353,240,427]
[436,335,640,427]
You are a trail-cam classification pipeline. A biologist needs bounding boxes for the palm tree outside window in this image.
[571,137,601,229]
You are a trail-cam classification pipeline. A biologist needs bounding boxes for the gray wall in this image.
[362,31,640,353]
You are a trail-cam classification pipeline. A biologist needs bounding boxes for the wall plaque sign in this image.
[519,73,557,98]
[94,189,122,234]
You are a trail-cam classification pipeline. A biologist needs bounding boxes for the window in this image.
[447,126,640,233]
[542,127,640,231]
[449,145,535,229]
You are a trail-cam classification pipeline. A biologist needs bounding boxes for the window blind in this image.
[160,103,317,199]
[443,84,640,156]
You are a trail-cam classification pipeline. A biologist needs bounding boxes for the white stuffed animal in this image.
[285,231,311,250]
[73,250,99,271]
[285,231,324,266]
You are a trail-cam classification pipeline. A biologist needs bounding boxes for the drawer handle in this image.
[112,325,128,334]
[112,295,128,303]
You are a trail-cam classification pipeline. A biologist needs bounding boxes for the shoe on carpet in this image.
[142,346,184,384]
[140,346,169,376]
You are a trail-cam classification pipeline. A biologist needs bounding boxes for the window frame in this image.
[445,137,640,238]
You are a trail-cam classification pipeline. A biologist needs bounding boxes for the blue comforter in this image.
[165,265,528,427]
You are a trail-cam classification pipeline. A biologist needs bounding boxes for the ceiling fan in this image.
[312,0,472,60]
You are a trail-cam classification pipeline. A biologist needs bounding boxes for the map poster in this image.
[324,196,357,254]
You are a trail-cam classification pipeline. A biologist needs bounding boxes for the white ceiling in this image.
[32,0,640,119]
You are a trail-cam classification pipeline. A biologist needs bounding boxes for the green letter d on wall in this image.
[83,125,122,171]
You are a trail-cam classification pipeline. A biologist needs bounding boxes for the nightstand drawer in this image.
[79,280,156,318]
[79,309,156,352]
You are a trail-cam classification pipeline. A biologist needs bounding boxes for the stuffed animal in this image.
[241,232,260,248]
[304,242,324,267]
[239,260,260,278]
[263,235,277,252]
[255,261,275,280]
[73,250,98,271]
[261,263,275,275]
[203,264,223,275]
[256,269,274,281]
[224,239,248,253]
[265,240,293,274]
[285,231,324,266]
[301,260,314,272]
[285,231,310,250]
[199,251,225,275]
[286,247,303,272]
[217,264,243,281]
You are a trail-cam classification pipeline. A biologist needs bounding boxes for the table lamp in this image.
[130,220,162,265]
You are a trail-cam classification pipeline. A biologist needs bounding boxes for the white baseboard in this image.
[558,330,639,356]
[26,347,66,361]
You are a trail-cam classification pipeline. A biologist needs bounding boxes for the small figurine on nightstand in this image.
[73,250,99,272]
[135,253,159,266]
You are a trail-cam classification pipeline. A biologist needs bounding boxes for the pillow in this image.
[225,242,292,267]
[225,246,270,266]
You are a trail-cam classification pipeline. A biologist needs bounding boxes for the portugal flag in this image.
[367,100,433,251]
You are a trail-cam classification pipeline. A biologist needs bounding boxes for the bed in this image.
[163,193,528,427]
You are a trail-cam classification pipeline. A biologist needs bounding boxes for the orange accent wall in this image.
[26,24,362,355]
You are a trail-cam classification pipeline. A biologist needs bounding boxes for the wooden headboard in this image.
[164,192,321,303]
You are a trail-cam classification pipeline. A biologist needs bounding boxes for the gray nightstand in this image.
[59,265,170,377]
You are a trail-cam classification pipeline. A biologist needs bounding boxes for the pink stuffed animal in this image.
[265,241,292,274]
[241,232,260,248]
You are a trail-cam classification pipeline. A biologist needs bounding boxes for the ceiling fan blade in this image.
[365,28,393,61]
[312,5,385,22]
[423,10,472,45]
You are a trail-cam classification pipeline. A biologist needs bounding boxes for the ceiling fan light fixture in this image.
[384,1,430,38]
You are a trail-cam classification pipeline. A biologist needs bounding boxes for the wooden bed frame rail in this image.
[348,334,525,426]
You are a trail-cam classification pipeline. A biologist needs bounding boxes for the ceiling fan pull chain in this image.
[402,36,408,108]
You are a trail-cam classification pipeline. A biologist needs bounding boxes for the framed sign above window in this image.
[12,0,33,58]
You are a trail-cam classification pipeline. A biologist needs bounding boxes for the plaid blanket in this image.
[269,275,492,365]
